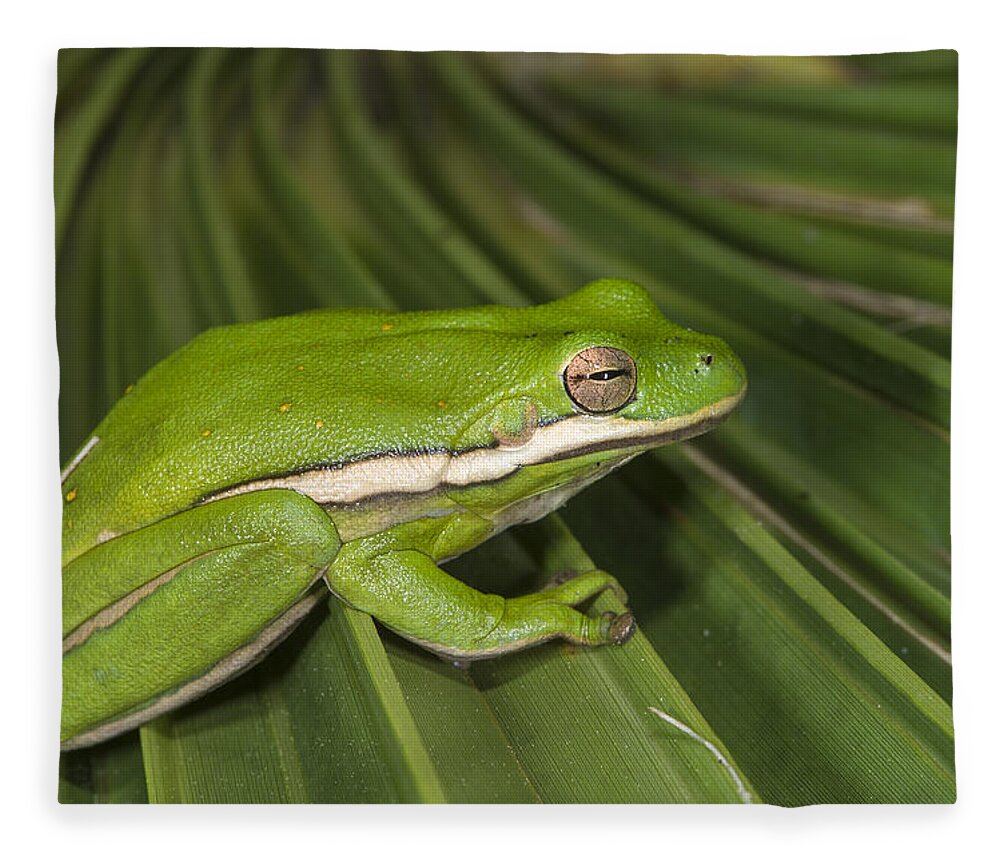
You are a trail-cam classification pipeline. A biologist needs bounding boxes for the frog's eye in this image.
[563,346,637,414]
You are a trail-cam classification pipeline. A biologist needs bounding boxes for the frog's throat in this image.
[207,389,744,508]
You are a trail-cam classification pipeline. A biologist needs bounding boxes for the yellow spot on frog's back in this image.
[381,322,395,332]
[200,428,212,438]
[315,419,325,429]
[436,399,448,408]
[65,489,77,503]
[278,402,292,413]
[296,364,305,372]
[123,383,135,395]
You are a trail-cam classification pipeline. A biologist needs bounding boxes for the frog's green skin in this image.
[61,279,746,750]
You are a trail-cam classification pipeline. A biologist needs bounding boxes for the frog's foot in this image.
[504,569,632,649]
[492,575,636,653]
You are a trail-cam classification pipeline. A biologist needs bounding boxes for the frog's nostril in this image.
[702,354,713,366]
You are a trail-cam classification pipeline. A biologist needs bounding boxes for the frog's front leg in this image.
[327,535,635,659]
[61,489,341,750]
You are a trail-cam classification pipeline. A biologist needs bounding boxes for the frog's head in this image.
[521,279,747,458]
[444,279,744,511]
[559,329,745,426]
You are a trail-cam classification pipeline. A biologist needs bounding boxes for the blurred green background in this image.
[56,48,955,804]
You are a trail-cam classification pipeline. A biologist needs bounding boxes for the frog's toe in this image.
[536,570,629,608]
[608,610,637,645]
[585,610,637,647]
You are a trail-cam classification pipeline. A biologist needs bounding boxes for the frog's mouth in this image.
[445,387,745,484]
[205,387,745,509]
[528,386,747,467]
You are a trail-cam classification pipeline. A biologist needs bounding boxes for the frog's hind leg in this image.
[61,489,341,750]
[326,547,635,660]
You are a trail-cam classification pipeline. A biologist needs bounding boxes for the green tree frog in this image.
[61,279,746,750]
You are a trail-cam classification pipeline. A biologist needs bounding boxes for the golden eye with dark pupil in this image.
[564,346,637,414]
